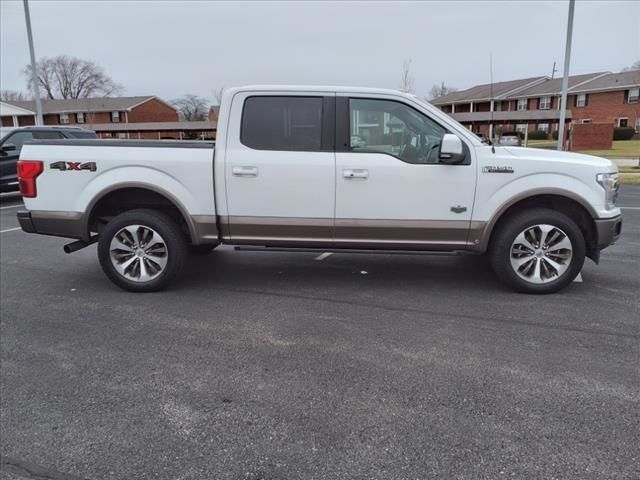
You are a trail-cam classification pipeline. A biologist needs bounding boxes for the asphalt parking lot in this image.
[1,187,638,480]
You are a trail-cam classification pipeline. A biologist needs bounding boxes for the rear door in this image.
[223,93,336,245]
[334,96,477,249]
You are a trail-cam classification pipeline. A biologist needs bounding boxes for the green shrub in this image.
[528,130,549,140]
[613,127,635,141]
[552,130,559,140]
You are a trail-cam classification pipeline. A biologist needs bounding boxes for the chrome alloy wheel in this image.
[109,225,168,282]
[510,224,573,284]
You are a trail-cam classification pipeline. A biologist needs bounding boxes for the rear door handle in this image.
[343,169,369,179]
[232,166,258,177]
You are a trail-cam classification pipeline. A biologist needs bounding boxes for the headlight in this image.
[596,172,619,210]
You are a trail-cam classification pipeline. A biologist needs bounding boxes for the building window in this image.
[111,111,120,123]
[538,123,549,133]
[636,116,640,133]
[575,93,587,107]
[76,112,85,123]
[241,96,323,151]
[59,113,69,124]
[515,124,527,134]
[618,118,628,128]
[494,101,502,112]
[626,88,639,103]
[517,98,528,111]
[539,96,551,110]
[581,119,592,124]
[118,132,127,139]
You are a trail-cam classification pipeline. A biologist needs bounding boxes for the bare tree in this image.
[428,82,458,100]
[0,90,30,101]
[399,59,415,93]
[172,94,209,121]
[212,87,225,106]
[23,55,122,99]
[622,60,640,72]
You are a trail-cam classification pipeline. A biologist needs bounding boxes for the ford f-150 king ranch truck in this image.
[16,85,622,293]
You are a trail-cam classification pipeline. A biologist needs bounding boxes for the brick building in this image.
[0,96,216,140]
[432,70,640,139]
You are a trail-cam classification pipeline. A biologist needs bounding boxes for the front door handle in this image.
[343,169,369,179]
[232,166,258,177]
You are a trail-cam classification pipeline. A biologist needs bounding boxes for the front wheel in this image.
[489,208,586,294]
[97,209,187,292]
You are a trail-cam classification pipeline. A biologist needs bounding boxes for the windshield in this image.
[410,94,485,144]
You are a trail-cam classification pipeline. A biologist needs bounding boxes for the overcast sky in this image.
[1,0,638,102]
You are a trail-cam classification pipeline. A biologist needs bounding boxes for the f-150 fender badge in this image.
[50,161,97,172]
[483,166,514,173]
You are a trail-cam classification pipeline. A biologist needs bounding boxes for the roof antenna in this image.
[489,52,495,153]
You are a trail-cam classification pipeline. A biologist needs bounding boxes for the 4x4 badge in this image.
[50,161,97,172]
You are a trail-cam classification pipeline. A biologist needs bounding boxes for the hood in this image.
[501,146,617,171]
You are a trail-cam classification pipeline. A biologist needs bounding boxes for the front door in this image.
[224,93,336,245]
[334,96,476,249]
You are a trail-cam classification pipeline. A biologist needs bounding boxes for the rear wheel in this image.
[489,208,585,294]
[98,209,187,292]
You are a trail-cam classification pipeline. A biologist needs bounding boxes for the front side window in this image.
[517,98,528,111]
[627,88,639,103]
[539,96,551,110]
[241,96,323,151]
[349,98,447,164]
[111,111,120,123]
[59,113,69,124]
[1,131,34,155]
[575,94,587,107]
[33,131,63,140]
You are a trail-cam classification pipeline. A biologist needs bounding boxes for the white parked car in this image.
[16,85,621,293]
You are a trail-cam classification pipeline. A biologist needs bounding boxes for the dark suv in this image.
[0,126,97,193]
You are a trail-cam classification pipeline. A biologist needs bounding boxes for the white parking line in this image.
[314,252,333,261]
[620,206,640,210]
[0,227,21,233]
[0,204,23,210]
[573,272,583,283]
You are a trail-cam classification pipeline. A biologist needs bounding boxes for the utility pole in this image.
[551,61,558,79]
[557,0,575,151]
[23,0,43,125]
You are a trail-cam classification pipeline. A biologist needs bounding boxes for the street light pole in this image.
[23,0,43,125]
[557,0,575,151]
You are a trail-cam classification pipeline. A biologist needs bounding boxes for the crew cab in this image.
[16,86,622,293]
[0,126,96,192]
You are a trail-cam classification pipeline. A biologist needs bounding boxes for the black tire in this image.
[188,243,219,255]
[98,209,187,292]
[489,208,586,294]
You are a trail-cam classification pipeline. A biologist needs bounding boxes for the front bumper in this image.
[594,215,622,249]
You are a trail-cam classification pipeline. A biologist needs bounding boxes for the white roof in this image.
[0,101,35,116]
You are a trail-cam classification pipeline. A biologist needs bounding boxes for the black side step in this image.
[233,246,470,256]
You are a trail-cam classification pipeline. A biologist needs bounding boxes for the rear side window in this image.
[66,131,98,139]
[241,96,323,151]
[32,131,64,140]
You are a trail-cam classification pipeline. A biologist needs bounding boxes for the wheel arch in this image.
[84,183,198,243]
[478,189,598,260]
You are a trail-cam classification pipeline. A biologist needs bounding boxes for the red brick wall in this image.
[570,123,613,151]
[569,91,640,126]
[127,98,179,122]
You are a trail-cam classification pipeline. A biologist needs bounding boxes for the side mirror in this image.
[439,134,466,164]
[1,144,17,154]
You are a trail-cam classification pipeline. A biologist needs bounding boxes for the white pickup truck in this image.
[16,85,622,293]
